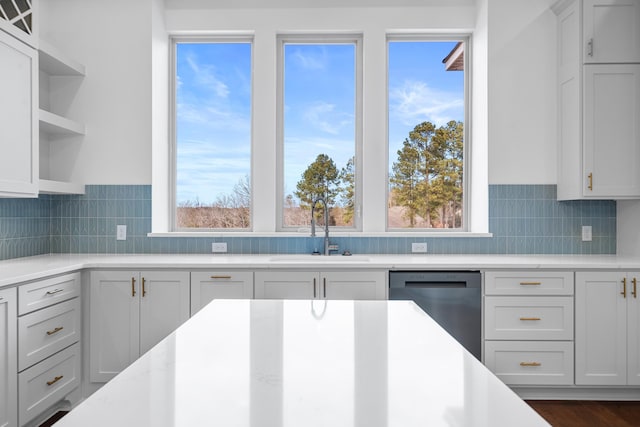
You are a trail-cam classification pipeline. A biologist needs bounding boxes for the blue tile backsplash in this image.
[0,184,616,261]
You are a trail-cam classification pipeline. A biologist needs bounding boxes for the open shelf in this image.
[38,40,85,76]
[38,179,85,195]
[39,109,85,135]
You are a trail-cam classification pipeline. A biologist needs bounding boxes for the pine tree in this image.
[294,154,340,224]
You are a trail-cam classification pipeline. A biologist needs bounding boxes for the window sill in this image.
[147,231,493,238]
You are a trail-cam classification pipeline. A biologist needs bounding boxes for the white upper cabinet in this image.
[583,0,640,63]
[0,29,38,198]
[554,0,640,200]
[583,64,640,196]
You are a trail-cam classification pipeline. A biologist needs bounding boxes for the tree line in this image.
[177,120,463,229]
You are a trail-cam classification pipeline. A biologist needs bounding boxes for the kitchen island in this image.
[54,299,549,427]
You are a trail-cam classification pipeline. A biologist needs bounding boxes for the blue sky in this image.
[175,40,463,205]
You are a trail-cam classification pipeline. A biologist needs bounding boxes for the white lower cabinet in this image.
[484,341,574,386]
[190,271,253,315]
[0,287,17,427]
[254,271,386,300]
[18,343,80,425]
[575,271,640,386]
[15,272,82,427]
[484,271,575,386]
[89,270,190,382]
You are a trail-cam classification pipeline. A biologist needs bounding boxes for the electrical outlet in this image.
[116,225,127,241]
[411,242,428,253]
[582,225,592,242]
[211,242,228,253]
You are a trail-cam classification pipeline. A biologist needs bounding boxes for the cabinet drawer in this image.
[484,296,573,340]
[484,271,574,295]
[18,342,81,426]
[484,341,574,386]
[190,271,254,314]
[18,298,81,371]
[18,272,81,315]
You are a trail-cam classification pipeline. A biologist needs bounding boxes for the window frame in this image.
[385,34,472,232]
[169,35,255,232]
[275,34,364,232]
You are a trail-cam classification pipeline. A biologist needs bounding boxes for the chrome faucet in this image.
[310,197,337,255]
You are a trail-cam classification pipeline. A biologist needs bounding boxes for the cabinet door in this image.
[626,272,640,385]
[321,271,387,300]
[575,272,627,385]
[584,64,640,197]
[139,271,190,355]
[0,30,37,198]
[0,288,17,427]
[583,0,640,63]
[89,271,139,383]
[190,271,253,315]
[254,272,316,299]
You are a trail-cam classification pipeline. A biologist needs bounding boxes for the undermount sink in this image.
[267,255,371,262]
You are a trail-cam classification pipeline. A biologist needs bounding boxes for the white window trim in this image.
[275,34,363,232]
[152,28,489,237]
[169,35,255,232]
[385,34,471,232]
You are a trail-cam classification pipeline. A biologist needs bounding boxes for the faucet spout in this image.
[310,197,332,255]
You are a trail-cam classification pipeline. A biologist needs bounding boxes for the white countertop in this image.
[1,253,639,288]
[53,299,550,427]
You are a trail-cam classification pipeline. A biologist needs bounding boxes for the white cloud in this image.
[389,80,463,127]
[185,53,229,98]
[291,47,327,70]
[302,101,353,135]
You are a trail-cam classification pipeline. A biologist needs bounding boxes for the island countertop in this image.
[53,299,549,427]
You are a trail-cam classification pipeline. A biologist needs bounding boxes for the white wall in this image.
[488,0,558,184]
[39,0,558,186]
[39,0,153,185]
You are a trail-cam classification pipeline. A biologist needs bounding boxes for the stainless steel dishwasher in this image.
[388,271,481,360]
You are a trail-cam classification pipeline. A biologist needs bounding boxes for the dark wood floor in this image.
[527,401,640,427]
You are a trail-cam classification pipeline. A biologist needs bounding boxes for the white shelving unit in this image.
[38,39,86,195]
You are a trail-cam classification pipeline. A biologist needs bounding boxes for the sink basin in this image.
[267,255,371,263]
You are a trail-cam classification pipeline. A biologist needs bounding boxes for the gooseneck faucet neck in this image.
[310,197,330,255]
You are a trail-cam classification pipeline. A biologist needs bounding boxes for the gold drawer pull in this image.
[210,275,232,279]
[47,375,64,386]
[46,289,64,295]
[46,326,64,336]
[519,317,541,321]
[520,362,541,367]
[519,282,541,286]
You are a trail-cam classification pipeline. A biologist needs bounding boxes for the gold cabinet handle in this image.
[210,275,232,279]
[131,277,136,297]
[519,282,541,286]
[46,326,64,336]
[519,317,541,321]
[313,278,316,298]
[46,289,64,295]
[142,277,147,297]
[622,278,627,298]
[633,278,638,299]
[520,362,541,367]
[47,375,64,386]
[588,172,593,191]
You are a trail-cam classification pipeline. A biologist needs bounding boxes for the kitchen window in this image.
[277,35,362,231]
[387,37,469,231]
[170,37,253,230]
